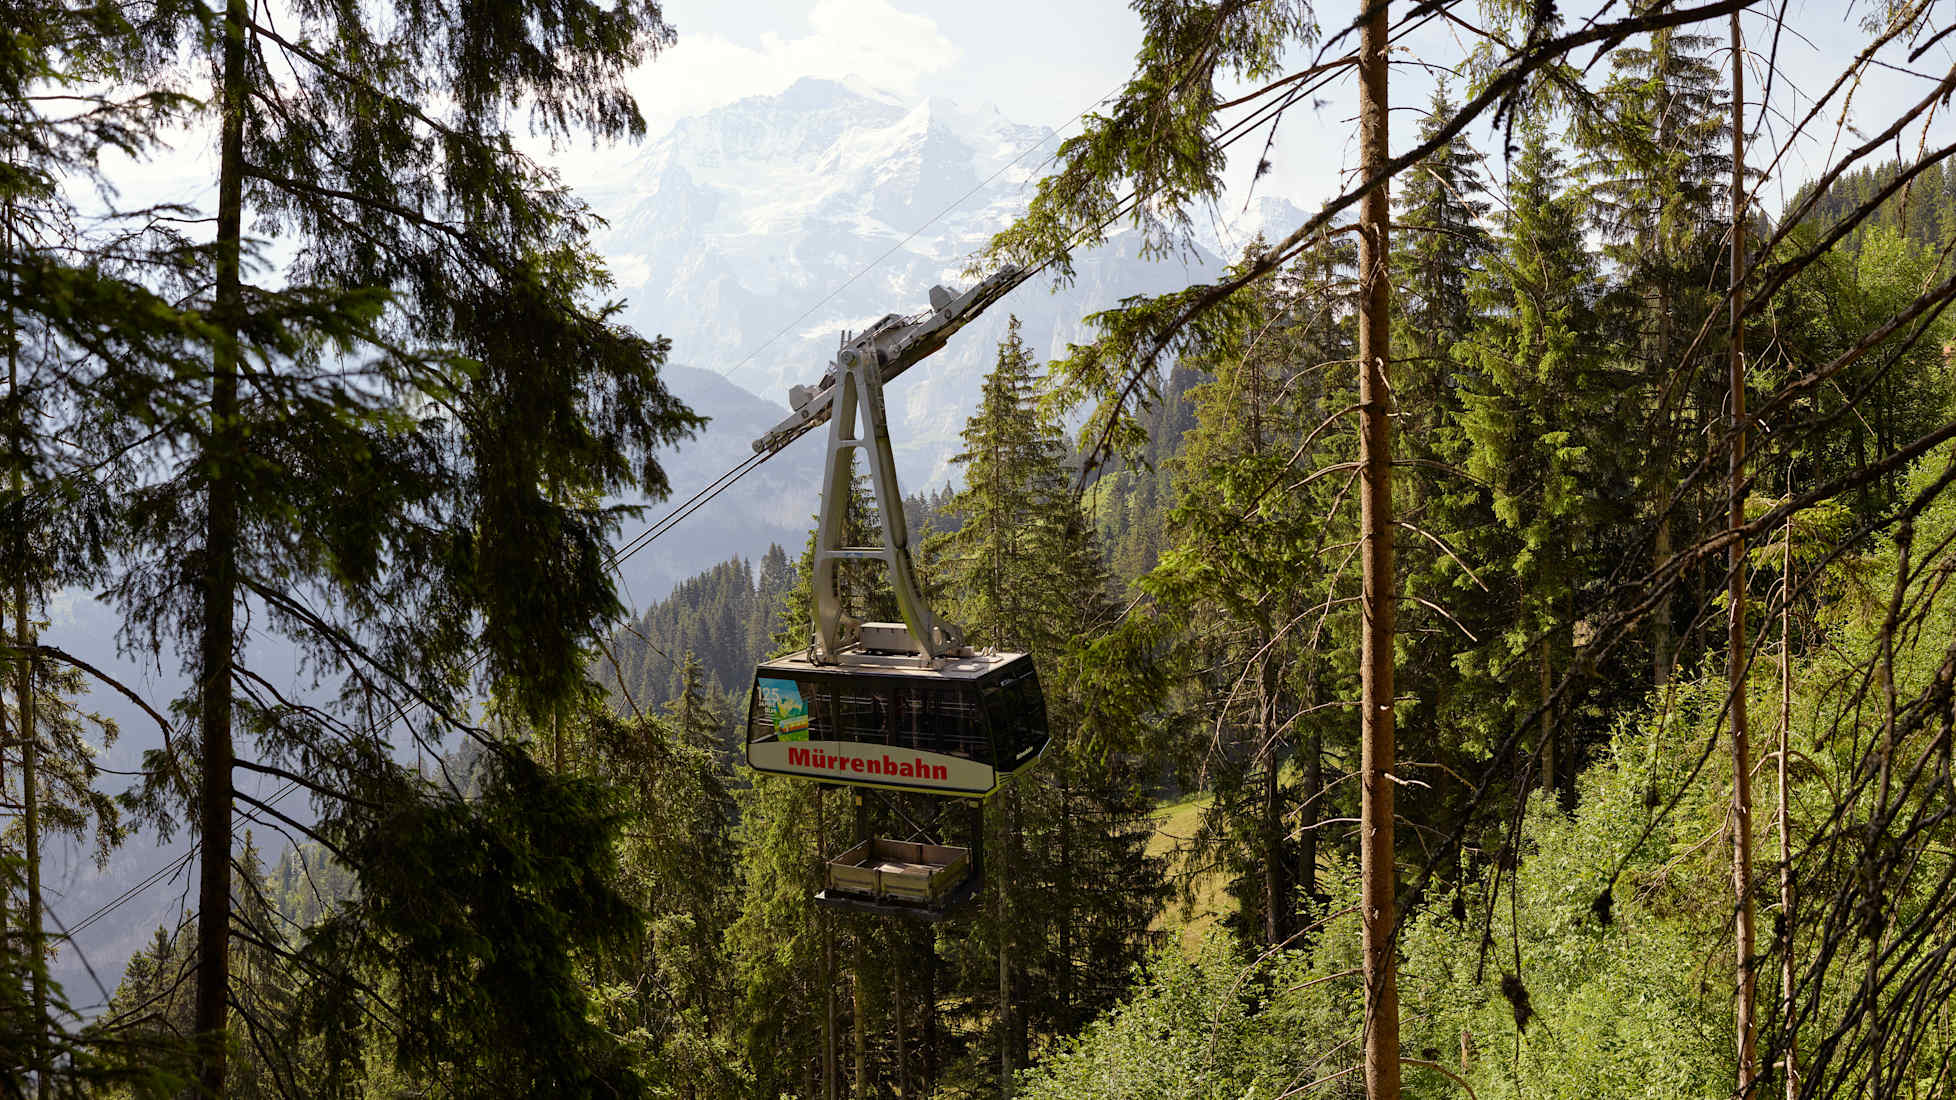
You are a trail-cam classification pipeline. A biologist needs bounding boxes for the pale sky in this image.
[99,1,1956,264]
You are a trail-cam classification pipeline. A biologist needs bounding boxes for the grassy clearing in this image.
[1147,793,1229,957]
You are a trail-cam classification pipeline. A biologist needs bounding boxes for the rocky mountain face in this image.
[593,77,1305,596]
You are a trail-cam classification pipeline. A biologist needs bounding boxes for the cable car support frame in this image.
[742,266,1047,921]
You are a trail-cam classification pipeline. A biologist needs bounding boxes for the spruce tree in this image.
[1147,243,1360,945]
[928,315,1166,1070]
[1576,16,1731,688]
[583,676,745,1095]
[1449,124,1632,790]
[1390,83,1496,847]
[4,4,200,1086]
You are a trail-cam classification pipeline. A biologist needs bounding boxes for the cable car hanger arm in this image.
[747,264,1023,664]
[749,265,1025,457]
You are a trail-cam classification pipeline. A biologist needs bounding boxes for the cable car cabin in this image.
[745,650,1047,799]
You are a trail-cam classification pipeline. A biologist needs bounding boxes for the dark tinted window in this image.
[894,681,987,762]
[982,667,1048,770]
[835,682,894,744]
[751,670,1000,763]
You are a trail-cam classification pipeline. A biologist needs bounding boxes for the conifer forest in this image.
[21,0,1956,1096]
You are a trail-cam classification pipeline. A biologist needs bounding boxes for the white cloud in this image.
[607,252,653,289]
[639,0,952,129]
[545,0,955,185]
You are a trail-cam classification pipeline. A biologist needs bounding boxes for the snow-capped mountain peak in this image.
[595,80,1224,483]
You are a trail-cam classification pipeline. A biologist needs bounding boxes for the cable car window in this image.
[895,684,927,753]
[835,683,893,745]
[897,683,985,763]
[982,669,1047,765]
[803,679,837,741]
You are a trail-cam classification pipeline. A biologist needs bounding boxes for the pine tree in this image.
[928,316,1167,1078]
[1396,83,1492,372]
[33,1,704,1088]
[582,675,745,1096]
[1576,15,1732,688]
[1449,124,1632,790]
[1390,83,1497,846]
[3,5,199,1087]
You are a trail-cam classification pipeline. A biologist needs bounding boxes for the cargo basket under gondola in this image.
[815,837,979,920]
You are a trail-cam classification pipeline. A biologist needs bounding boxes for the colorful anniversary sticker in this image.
[759,677,810,740]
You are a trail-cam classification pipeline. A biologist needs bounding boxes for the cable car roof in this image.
[755,650,1031,682]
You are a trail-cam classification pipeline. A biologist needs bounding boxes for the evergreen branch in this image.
[230,788,356,869]
[244,18,464,142]
[591,633,645,721]
[1213,58,1359,110]
[1394,521,1491,591]
[1066,0,1761,475]
[223,990,306,1100]
[222,922,412,1044]
[1401,592,1478,642]
[1402,1057,1481,1100]
[232,758,377,811]
[229,664,365,749]
[28,642,191,800]
[236,574,485,745]
[238,163,485,255]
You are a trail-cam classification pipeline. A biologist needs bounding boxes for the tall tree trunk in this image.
[853,944,868,1100]
[1356,3,1400,1098]
[1653,493,1673,689]
[1652,278,1675,692]
[1261,687,1287,946]
[1727,13,1760,1089]
[923,930,939,1095]
[1778,476,1798,1100]
[194,0,249,1091]
[16,481,46,1100]
[853,794,869,1100]
[1057,760,1074,1028]
[819,791,839,1100]
[996,787,1019,1098]
[8,183,49,1097]
[894,939,908,1099]
[0,192,9,956]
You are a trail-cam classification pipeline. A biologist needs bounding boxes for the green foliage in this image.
[1135,240,1357,947]
[1442,124,1637,764]
[1764,222,1956,513]
[301,746,645,1097]
[585,681,747,1097]
[1015,941,1300,1099]
[929,316,1169,1045]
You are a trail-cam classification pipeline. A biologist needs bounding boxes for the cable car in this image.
[746,649,1048,797]
[740,272,1046,919]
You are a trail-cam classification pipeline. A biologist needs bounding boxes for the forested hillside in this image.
[14,2,1956,1099]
